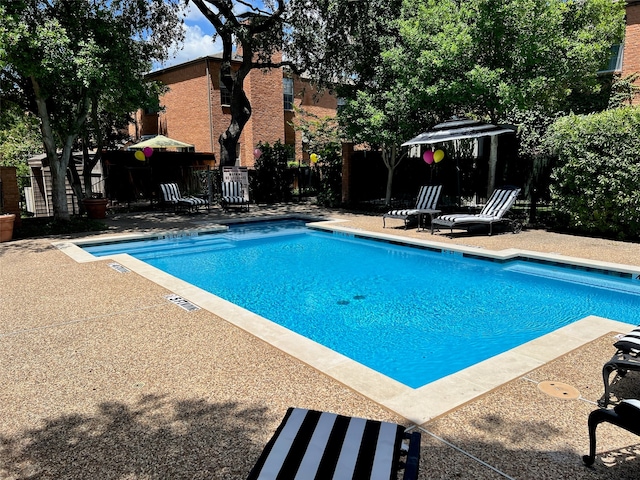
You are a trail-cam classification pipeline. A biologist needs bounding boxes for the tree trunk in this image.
[219,70,252,167]
[31,77,90,220]
[66,161,85,214]
[32,78,71,220]
[382,145,403,206]
[83,101,102,195]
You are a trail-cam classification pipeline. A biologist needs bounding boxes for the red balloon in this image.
[253,148,262,159]
[143,147,153,157]
[423,151,434,164]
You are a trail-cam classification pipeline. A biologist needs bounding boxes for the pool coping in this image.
[53,216,638,425]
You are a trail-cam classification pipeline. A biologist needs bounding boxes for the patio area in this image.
[1,203,640,479]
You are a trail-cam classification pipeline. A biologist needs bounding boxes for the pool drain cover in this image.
[165,294,200,312]
[538,381,580,400]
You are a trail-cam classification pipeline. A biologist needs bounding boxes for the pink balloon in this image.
[253,148,262,159]
[143,147,153,157]
[423,151,434,164]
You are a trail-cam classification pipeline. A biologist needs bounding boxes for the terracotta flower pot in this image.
[83,198,109,219]
[0,214,16,242]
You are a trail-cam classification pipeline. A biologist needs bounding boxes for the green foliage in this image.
[546,107,640,239]
[190,1,293,166]
[0,0,183,219]
[286,0,403,94]
[0,106,42,185]
[291,109,343,207]
[392,0,625,123]
[251,141,294,204]
[315,150,342,208]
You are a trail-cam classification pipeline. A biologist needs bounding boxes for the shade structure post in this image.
[487,135,499,198]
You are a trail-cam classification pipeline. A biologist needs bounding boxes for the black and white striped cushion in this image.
[160,183,207,208]
[160,183,182,204]
[386,209,419,216]
[614,326,640,353]
[247,408,404,480]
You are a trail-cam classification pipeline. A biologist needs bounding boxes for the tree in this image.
[0,104,42,186]
[0,0,183,220]
[286,0,410,205]
[298,0,624,205]
[291,108,343,206]
[391,0,625,124]
[189,0,299,167]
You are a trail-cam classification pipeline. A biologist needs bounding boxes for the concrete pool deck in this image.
[2,202,640,479]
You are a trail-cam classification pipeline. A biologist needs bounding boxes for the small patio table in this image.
[417,209,441,232]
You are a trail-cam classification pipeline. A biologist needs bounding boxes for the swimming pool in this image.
[83,219,640,389]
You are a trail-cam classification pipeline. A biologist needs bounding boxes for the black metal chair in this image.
[599,326,640,407]
[583,399,640,466]
[247,407,421,479]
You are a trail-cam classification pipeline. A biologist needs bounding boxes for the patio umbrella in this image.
[402,118,515,198]
[129,135,195,152]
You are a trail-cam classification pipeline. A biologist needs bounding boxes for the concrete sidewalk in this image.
[2,204,639,479]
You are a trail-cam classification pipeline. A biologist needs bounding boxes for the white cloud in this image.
[156,23,222,70]
[182,2,210,24]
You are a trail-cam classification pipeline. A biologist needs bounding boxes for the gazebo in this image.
[402,118,515,198]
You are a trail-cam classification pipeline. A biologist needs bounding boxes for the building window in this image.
[337,97,346,112]
[283,77,294,110]
[599,43,623,74]
[220,73,232,106]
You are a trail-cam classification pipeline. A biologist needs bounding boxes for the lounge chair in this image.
[583,399,640,466]
[221,180,250,212]
[599,326,640,407]
[246,407,421,480]
[430,185,522,236]
[383,185,442,229]
[159,183,209,212]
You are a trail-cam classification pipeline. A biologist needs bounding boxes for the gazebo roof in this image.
[401,118,515,146]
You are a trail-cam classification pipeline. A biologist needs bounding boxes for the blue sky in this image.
[155,1,266,70]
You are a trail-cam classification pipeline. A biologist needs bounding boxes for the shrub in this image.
[250,141,293,203]
[546,107,640,239]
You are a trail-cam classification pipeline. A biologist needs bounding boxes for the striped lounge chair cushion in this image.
[386,209,419,217]
[247,407,411,480]
[160,183,207,207]
[436,213,497,224]
[160,183,182,204]
[614,326,640,353]
[222,181,247,204]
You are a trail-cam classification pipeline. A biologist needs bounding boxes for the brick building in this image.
[623,0,640,103]
[131,53,339,167]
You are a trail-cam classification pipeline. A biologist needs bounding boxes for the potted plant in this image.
[82,193,109,219]
[0,211,15,242]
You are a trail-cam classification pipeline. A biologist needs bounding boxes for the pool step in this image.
[134,241,235,260]
[505,263,640,296]
[86,236,234,259]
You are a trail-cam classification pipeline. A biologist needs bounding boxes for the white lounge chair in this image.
[221,180,250,212]
[159,183,209,212]
[431,186,521,235]
[246,407,421,480]
[383,185,442,229]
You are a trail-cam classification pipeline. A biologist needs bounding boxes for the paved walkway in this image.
[1,203,639,479]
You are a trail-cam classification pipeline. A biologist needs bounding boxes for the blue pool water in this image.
[85,220,639,388]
